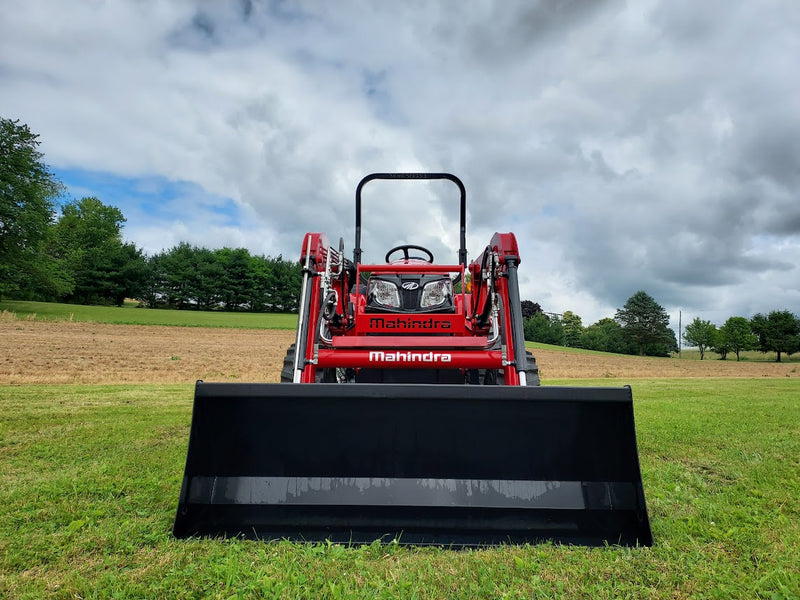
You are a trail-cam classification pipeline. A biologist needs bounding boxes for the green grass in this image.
[1,380,798,599]
[4,301,796,364]
[527,340,800,363]
[674,348,800,363]
[0,300,298,329]
[526,341,627,357]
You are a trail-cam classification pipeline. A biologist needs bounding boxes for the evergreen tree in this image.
[615,291,674,356]
[562,310,584,348]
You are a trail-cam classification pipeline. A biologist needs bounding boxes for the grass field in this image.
[0,300,298,330]
[527,341,800,364]
[1,304,799,598]
[1,380,798,599]
[2,301,797,363]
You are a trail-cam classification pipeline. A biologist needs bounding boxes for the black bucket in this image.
[173,382,652,547]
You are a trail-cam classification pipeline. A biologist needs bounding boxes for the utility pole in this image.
[678,310,682,359]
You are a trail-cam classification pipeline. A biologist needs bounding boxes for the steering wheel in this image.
[385,244,435,263]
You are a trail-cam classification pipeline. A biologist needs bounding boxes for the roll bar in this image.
[354,173,467,266]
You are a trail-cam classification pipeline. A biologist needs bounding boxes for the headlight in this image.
[368,279,400,308]
[420,279,452,308]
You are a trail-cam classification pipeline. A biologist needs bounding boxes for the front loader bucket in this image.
[173,382,652,547]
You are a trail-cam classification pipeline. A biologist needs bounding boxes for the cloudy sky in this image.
[2,0,799,330]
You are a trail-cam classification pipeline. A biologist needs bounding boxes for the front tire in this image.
[280,344,335,383]
[481,350,540,386]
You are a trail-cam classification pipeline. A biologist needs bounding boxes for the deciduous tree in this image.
[717,316,756,361]
[0,117,63,298]
[750,311,800,362]
[684,317,718,360]
[579,317,634,354]
[50,196,146,304]
[520,300,542,319]
[523,312,565,346]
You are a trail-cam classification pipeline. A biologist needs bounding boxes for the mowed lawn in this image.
[0,303,798,598]
[0,300,298,330]
[1,379,798,599]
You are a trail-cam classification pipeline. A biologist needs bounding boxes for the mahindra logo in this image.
[401,282,419,290]
[369,351,452,363]
[369,317,452,330]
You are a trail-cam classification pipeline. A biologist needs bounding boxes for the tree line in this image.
[141,243,300,312]
[522,291,678,357]
[684,311,800,362]
[523,291,800,362]
[0,117,301,311]
[4,116,799,349]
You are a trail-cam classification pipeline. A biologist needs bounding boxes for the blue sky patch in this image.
[53,168,242,227]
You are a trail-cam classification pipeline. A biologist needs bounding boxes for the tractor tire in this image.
[280,344,335,383]
[280,344,296,382]
[483,350,540,386]
[524,350,541,386]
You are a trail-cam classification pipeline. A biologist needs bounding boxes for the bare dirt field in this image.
[1,321,797,384]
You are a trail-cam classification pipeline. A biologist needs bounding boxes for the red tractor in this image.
[174,173,651,547]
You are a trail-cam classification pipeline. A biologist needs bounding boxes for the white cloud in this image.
[1,0,799,326]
